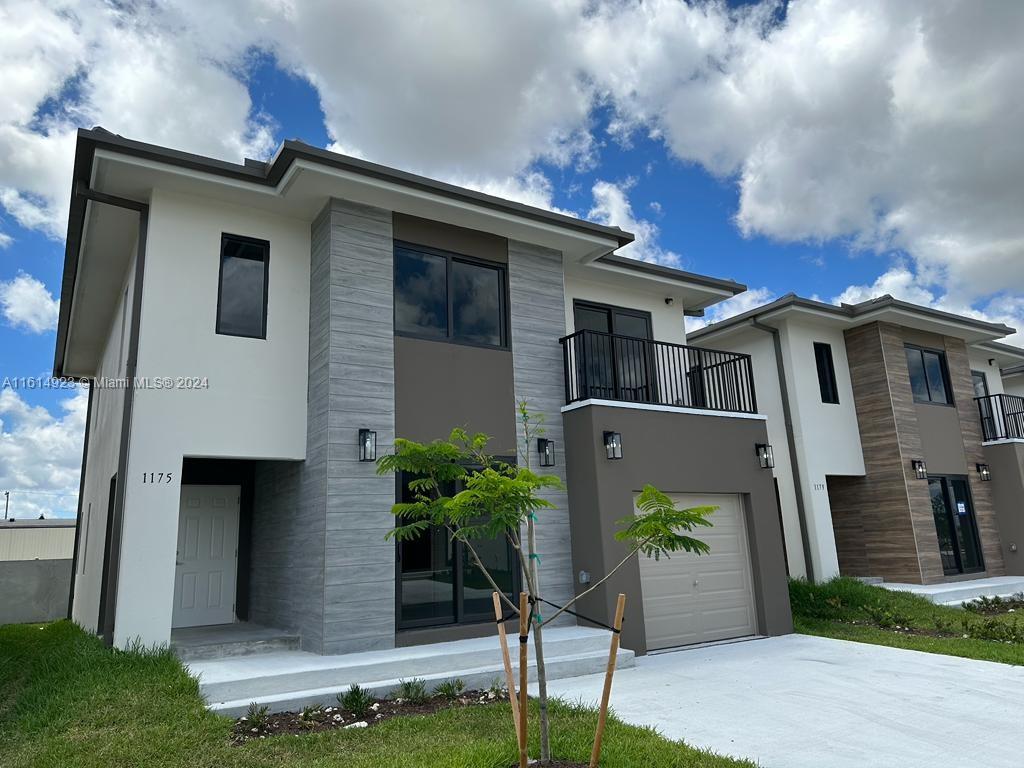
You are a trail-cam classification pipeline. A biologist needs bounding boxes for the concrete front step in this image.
[170,623,301,662]
[881,576,1024,606]
[187,626,633,715]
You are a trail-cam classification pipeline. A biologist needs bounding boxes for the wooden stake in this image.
[589,593,626,768]
[492,591,521,738]
[517,591,530,768]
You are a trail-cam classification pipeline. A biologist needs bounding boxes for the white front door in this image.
[172,485,240,628]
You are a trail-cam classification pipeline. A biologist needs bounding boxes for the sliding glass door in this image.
[928,476,984,576]
[396,472,519,629]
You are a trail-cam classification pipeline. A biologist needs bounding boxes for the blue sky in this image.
[2,0,1022,517]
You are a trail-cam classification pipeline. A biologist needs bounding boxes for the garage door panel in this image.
[638,493,756,650]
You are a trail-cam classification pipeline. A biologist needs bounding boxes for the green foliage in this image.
[0,621,754,767]
[396,678,429,705]
[863,603,909,629]
[963,593,1024,615]
[434,678,466,701]
[788,576,901,620]
[378,429,561,545]
[339,684,374,717]
[615,484,715,560]
[246,702,270,728]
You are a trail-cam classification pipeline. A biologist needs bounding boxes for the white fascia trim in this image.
[982,438,1024,446]
[560,398,768,421]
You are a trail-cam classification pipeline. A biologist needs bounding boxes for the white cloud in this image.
[588,179,681,266]
[0,230,11,249]
[0,387,86,519]
[585,0,1024,314]
[0,272,59,333]
[0,0,1022,334]
[685,286,777,334]
[833,264,1024,345]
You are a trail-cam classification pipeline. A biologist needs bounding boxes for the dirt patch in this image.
[232,689,502,744]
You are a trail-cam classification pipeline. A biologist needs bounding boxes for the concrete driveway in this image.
[544,634,1024,768]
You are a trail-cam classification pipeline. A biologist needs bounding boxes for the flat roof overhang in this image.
[55,129,636,378]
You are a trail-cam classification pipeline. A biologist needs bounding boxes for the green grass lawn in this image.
[0,621,751,768]
[790,576,1024,665]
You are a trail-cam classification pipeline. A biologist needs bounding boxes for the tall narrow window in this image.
[813,342,839,404]
[216,234,269,338]
[905,345,953,405]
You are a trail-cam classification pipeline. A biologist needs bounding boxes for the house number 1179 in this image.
[142,472,173,484]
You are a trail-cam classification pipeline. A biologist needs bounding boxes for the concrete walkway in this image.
[881,575,1024,605]
[543,634,1024,768]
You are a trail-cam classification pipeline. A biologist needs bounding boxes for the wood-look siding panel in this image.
[944,336,1005,575]
[508,240,575,621]
[840,323,925,583]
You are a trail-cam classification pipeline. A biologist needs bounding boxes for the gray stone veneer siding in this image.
[507,240,575,621]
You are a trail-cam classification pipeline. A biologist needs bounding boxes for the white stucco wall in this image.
[715,326,807,578]
[967,349,1005,396]
[72,251,135,631]
[111,189,311,648]
[562,269,687,344]
[776,318,865,581]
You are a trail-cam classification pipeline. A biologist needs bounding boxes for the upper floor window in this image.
[393,242,507,348]
[905,344,952,405]
[971,370,989,399]
[216,234,269,339]
[813,342,840,404]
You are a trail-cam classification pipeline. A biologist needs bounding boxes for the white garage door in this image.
[638,493,756,650]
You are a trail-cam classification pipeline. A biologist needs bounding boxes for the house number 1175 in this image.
[142,472,173,484]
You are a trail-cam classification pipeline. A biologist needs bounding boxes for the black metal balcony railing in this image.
[976,393,1024,441]
[559,329,758,414]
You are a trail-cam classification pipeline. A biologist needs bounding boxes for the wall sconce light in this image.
[537,438,556,467]
[912,459,928,480]
[603,431,623,460]
[977,463,992,481]
[755,443,775,469]
[358,429,377,462]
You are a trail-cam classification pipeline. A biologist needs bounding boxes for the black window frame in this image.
[971,370,989,399]
[572,299,653,339]
[392,240,510,351]
[215,233,270,340]
[813,341,840,404]
[394,461,521,631]
[905,344,955,406]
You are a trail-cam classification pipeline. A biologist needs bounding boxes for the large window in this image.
[813,342,840,404]
[396,470,519,629]
[393,242,507,348]
[905,345,953,405]
[216,234,269,338]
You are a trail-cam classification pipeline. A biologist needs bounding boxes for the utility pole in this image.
[3,491,8,520]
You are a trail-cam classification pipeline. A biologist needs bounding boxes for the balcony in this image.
[976,393,1024,441]
[559,329,758,414]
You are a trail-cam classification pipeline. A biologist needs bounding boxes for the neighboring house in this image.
[690,294,1024,585]
[0,518,75,624]
[58,128,792,659]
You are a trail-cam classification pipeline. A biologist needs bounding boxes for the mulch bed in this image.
[232,689,502,744]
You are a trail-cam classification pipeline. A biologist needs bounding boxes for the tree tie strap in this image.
[537,596,624,634]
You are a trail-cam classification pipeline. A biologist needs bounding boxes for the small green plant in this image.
[339,684,374,717]
[298,704,321,729]
[488,677,507,698]
[396,678,429,705]
[863,602,909,629]
[933,616,953,634]
[435,678,466,701]
[245,702,270,728]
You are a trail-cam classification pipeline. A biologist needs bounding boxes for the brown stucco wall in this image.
[562,404,792,656]
[391,214,517,453]
[983,441,1024,576]
[394,336,516,452]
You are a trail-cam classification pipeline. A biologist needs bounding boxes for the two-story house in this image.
[59,129,792,708]
[690,294,1024,588]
